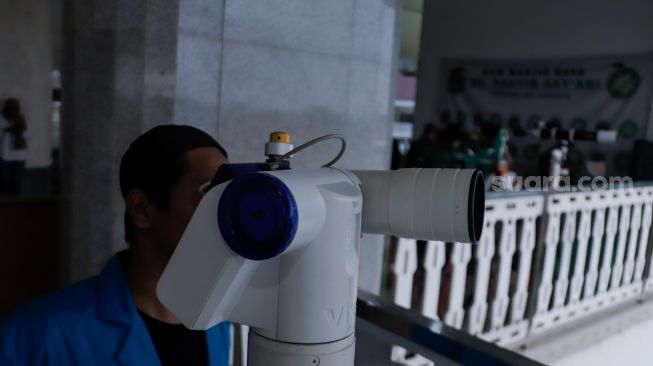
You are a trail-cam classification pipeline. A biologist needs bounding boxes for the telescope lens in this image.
[468,170,485,244]
[218,173,298,260]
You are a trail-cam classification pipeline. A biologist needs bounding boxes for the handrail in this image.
[357,290,545,366]
[386,183,653,363]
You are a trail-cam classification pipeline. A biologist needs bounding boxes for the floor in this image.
[552,316,653,366]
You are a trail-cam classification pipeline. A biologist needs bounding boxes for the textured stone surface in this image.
[174,0,224,134]
[62,0,399,293]
[0,0,53,168]
[224,0,356,57]
[62,0,184,282]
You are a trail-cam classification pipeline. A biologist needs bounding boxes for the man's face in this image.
[150,147,228,260]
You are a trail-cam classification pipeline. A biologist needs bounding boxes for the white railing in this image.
[532,187,653,334]
[388,185,653,364]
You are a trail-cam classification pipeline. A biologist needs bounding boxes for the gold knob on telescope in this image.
[270,132,290,144]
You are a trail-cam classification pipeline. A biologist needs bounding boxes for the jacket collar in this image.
[96,251,135,326]
[95,251,160,366]
[94,251,230,366]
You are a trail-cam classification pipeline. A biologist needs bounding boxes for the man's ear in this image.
[126,189,154,230]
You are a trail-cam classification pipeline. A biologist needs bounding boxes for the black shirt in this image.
[138,310,209,366]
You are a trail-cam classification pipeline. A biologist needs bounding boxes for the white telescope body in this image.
[157,167,484,365]
[354,168,484,244]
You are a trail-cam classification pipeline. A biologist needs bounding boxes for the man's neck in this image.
[125,243,180,324]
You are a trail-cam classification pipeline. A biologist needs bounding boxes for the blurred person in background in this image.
[475,123,517,191]
[406,122,442,168]
[474,123,508,176]
[439,124,475,169]
[0,98,28,196]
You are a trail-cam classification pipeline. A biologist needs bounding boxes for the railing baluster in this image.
[444,243,472,329]
[392,238,418,309]
[598,206,619,295]
[642,200,653,294]
[610,204,631,291]
[622,203,642,286]
[635,202,652,285]
[583,207,605,301]
[536,211,561,317]
[511,216,537,323]
[569,208,591,306]
[553,210,576,310]
[468,222,495,335]
[391,238,419,364]
[491,219,516,331]
[421,241,446,320]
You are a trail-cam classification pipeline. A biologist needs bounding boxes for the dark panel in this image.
[0,198,59,315]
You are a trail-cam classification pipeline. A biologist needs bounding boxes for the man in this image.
[0,98,29,196]
[406,123,442,168]
[0,125,231,365]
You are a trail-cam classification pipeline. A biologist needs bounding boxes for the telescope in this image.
[157,132,485,365]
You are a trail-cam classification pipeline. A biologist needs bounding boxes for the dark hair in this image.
[442,123,464,141]
[480,122,501,142]
[120,125,228,244]
[2,98,21,119]
[422,123,437,136]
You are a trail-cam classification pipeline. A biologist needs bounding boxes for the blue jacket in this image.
[0,252,231,365]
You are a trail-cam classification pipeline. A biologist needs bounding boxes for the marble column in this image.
[61,0,185,282]
[0,0,53,171]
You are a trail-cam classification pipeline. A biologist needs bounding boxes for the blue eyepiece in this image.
[218,173,298,260]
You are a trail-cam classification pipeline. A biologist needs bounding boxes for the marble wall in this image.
[61,0,399,292]
[0,0,53,168]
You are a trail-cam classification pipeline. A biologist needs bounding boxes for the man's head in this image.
[422,123,438,142]
[120,125,228,259]
[2,98,21,121]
